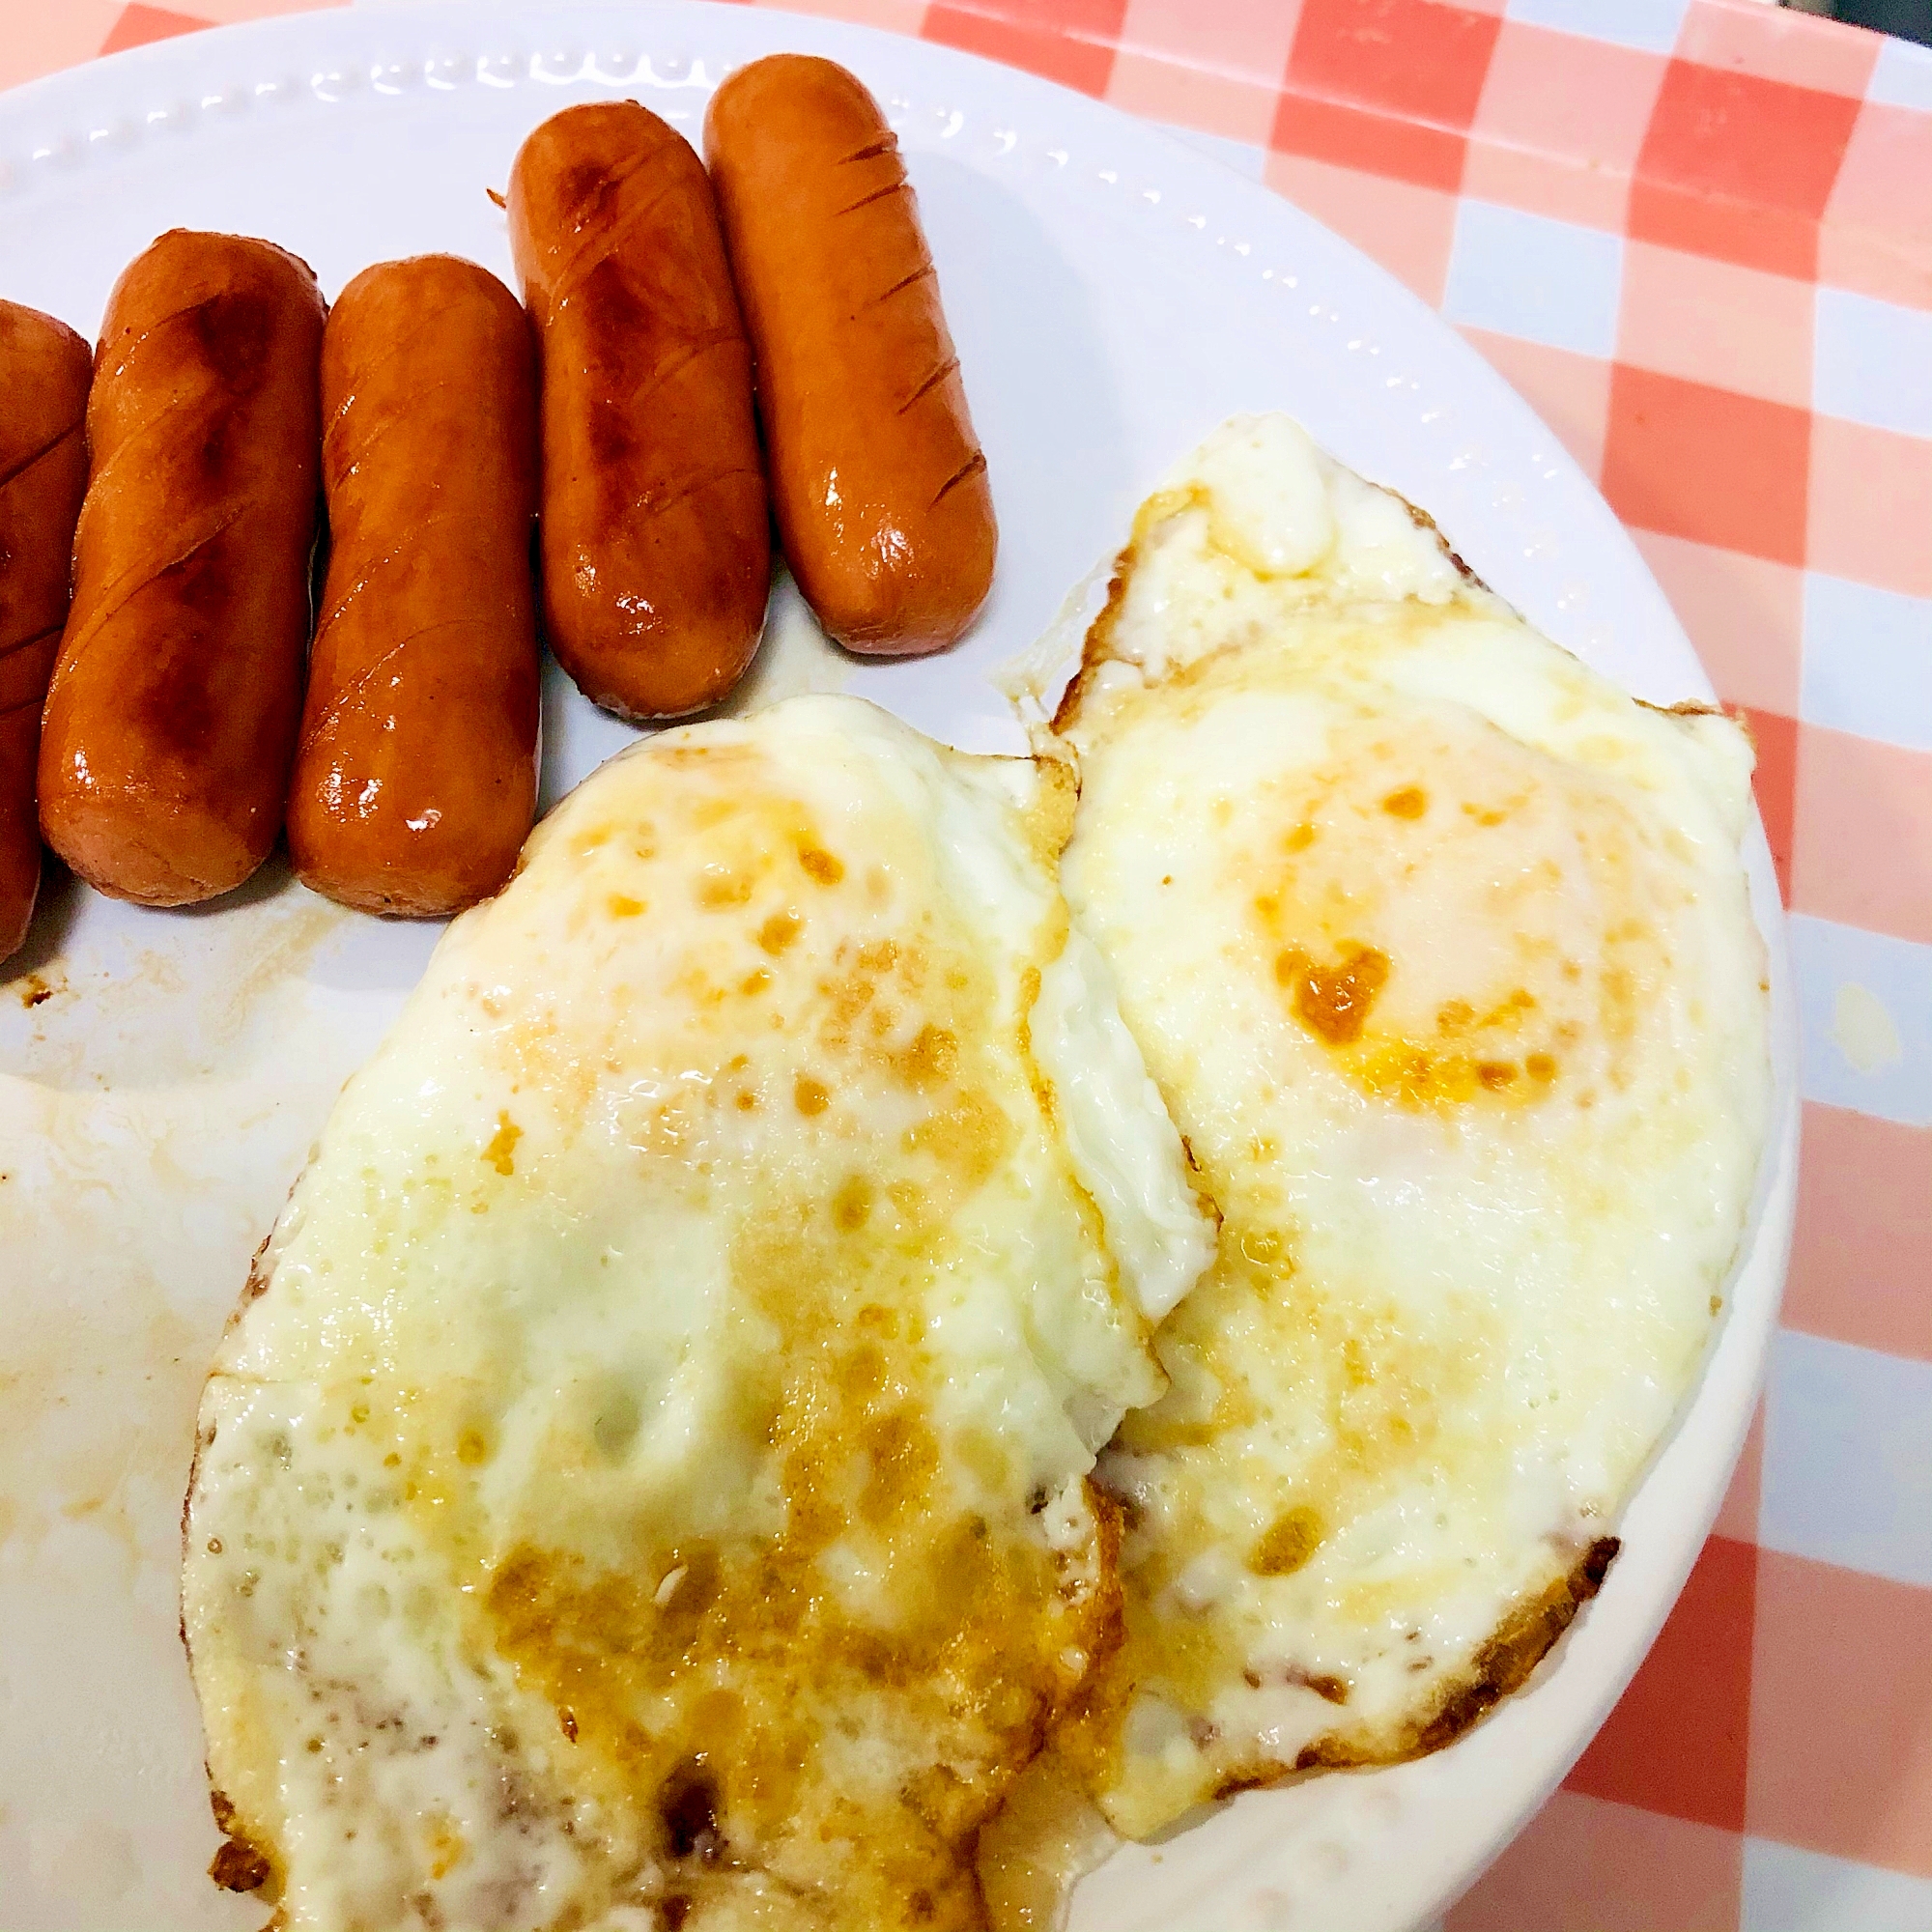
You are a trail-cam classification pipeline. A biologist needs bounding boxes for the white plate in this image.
[0,6,1798,1929]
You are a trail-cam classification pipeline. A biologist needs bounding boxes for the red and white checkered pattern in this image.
[7,2,1928,1924]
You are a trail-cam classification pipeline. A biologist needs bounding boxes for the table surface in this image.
[4,3,1929,1929]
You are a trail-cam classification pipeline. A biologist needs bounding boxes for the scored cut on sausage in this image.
[0,299,91,965]
[39,230,325,907]
[703,55,997,657]
[509,100,770,720]
[287,255,541,918]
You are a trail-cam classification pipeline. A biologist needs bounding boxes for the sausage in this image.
[38,231,325,907]
[286,256,540,917]
[0,300,91,964]
[703,56,996,656]
[508,101,769,720]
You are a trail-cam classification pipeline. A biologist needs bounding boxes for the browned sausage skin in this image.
[703,56,997,657]
[509,101,770,720]
[287,256,540,918]
[0,300,91,965]
[39,231,325,907]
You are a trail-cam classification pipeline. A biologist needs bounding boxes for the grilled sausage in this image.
[286,256,540,917]
[39,230,325,907]
[703,55,996,655]
[0,300,91,964]
[508,100,770,719]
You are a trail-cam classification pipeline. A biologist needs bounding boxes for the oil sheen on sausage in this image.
[287,256,540,918]
[704,55,997,656]
[0,299,90,964]
[509,101,769,720]
[38,230,325,908]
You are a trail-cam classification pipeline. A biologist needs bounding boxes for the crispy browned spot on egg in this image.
[1274,942,1390,1046]
[1249,1506,1323,1578]
[208,1790,272,1893]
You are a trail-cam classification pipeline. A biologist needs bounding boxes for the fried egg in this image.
[1048,416,1772,1837]
[183,695,1211,1930]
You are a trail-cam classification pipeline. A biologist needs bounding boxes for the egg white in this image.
[183,694,1210,1931]
[1049,416,1772,1836]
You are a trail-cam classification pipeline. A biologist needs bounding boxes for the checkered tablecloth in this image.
[6,2,1927,1927]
